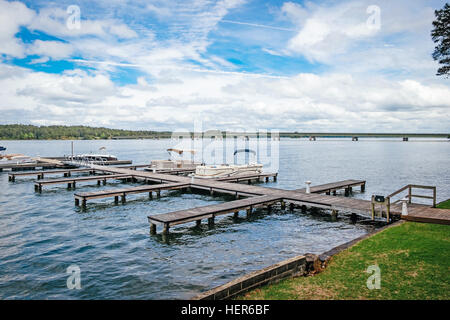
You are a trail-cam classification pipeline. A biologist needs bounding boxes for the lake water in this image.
[0,138,449,299]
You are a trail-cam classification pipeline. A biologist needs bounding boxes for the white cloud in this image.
[27,40,73,60]
[28,7,138,39]
[1,62,449,132]
[0,0,35,58]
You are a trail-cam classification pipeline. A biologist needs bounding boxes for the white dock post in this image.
[306,181,312,194]
[401,198,408,216]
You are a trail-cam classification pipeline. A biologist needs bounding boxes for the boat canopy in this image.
[233,149,256,156]
[167,148,196,155]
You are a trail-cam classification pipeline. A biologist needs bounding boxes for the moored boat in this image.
[190,149,264,179]
[146,148,201,170]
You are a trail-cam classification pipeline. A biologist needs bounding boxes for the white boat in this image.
[71,154,118,162]
[0,153,37,165]
[190,149,264,179]
[192,162,263,179]
[146,148,201,170]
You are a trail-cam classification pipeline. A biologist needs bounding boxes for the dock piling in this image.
[150,223,156,235]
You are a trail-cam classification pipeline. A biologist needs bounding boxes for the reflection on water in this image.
[0,138,448,299]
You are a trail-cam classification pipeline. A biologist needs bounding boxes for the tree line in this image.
[0,124,169,140]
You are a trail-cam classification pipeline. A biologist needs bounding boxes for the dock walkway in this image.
[34,174,133,191]
[294,179,365,195]
[148,195,282,234]
[74,182,190,207]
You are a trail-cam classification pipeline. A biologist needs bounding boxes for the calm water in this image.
[0,138,449,299]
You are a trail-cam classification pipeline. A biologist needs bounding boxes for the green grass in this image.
[437,199,450,209]
[239,222,450,300]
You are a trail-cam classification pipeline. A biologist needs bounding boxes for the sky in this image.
[0,0,449,132]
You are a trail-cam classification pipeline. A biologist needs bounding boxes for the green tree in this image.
[431,3,450,77]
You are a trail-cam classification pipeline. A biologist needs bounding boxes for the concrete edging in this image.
[192,255,308,300]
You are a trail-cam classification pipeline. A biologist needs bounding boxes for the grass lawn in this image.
[437,199,450,209]
[240,221,450,300]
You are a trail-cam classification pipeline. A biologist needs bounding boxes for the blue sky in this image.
[0,0,449,132]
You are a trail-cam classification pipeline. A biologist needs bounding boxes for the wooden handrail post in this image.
[371,195,375,220]
[386,197,390,222]
[408,185,412,204]
[433,187,436,208]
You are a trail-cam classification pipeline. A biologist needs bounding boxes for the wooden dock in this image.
[148,195,282,234]
[9,168,98,181]
[34,174,133,191]
[294,179,365,195]
[7,164,152,181]
[72,172,276,208]
[6,160,449,232]
[74,182,190,208]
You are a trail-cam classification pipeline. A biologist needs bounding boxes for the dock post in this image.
[344,187,349,196]
[102,179,106,185]
[371,196,375,220]
[289,203,294,211]
[280,201,286,210]
[73,182,76,189]
[326,191,330,195]
[114,196,119,204]
[64,172,68,177]
[97,180,101,186]
[361,183,365,192]
[149,192,153,199]
[333,190,336,196]
[75,198,80,206]
[267,205,272,213]
[67,183,71,189]
[210,188,214,196]
[246,207,252,218]
[196,220,202,227]
[386,199,390,222]
[301,205,307,213]
[121,194,126,203]
[150,223,156,235]
[208,216,215,227]
[233,211,239,218]
[235,192,239,200]
[157,190,161,198]
[305,181,311,193]
[81,199,86,209]
[162,224,170,235]
[331,209,338,219]
[265,177,269,183]
[273,174,277,182]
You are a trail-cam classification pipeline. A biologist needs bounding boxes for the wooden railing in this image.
[387,184,436,208]
[371,184,436,222]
